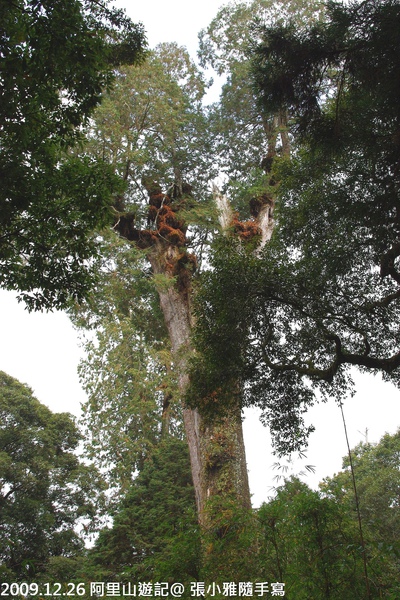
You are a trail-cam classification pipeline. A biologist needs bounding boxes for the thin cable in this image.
[339,401,371,600]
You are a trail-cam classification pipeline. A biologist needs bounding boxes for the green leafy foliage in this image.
[198,0,323,195]
[87,43,214,210]
[259,431,400,598]
[0,0,146,309]
[71,232,182,496]
[0,371,106,580]
[259,478,366,598]
[250,0,400,380]
[187,238,330,454]
[189,0,400,453]
[0,156,125,310]
[87,437,200,587]
[321,430,400,596]
[253,0,400,148]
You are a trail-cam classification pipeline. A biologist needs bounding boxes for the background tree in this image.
[321,430,400,597]
[258,431,400,598]
[87,437,200,592]
[189,0,400,454]
[258,477,370,598]
[0,371,105,581]
[0,0,146,309]
[72,232,181,497]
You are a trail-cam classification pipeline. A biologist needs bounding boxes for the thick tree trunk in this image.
[116,181,256,581]
[149,243,251,525]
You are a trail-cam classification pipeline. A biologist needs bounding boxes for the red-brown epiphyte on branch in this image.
[158,205,186,231]
[115,179,190,250]
[231,213,262,241]
[154,197,187,247]
[158,223,186,246]
[150,192,169,209]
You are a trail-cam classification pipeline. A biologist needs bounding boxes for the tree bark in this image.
[148,242,251,524]
[114,182,255,581]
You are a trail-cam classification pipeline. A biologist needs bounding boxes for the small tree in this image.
[321,430,400,597]
[258,430,400,600]
[88,438,200,589]
[0,371,105,580]
[258,478,366,598]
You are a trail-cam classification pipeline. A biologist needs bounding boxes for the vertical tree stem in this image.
[339,402,371,600]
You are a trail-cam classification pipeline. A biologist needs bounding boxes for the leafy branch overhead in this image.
[187,0,400,453]
[0,0,146,309]
[250,0,400,376]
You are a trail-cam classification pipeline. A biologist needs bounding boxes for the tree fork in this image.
[114,180,254,581]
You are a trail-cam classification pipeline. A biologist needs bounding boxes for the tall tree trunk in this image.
[149,242,256,582]
[148,242,251,523]
[115,181,257,581]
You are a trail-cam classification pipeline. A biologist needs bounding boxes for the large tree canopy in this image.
[72,40,257,576]
[71,43,215,496]
[0,0,146,309]
[189,0,400,453]
[198,0,322,206]
[250,0,400,378]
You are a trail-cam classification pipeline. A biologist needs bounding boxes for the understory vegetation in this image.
[1,371,399,597]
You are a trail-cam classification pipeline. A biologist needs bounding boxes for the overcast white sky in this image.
[1,0,399,507]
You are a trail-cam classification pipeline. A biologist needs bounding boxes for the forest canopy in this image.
[1,369,398,597]
[188,0,400,453]
[2,0,400,592]
[0,0,146,309]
